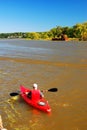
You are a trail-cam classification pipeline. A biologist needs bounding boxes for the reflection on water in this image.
[0,39,87,130]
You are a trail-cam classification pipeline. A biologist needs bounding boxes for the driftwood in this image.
[0,115,7,130]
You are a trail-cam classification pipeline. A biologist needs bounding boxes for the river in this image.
[0,39,87,130]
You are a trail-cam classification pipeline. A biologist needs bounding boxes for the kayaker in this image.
[26,83,44,100]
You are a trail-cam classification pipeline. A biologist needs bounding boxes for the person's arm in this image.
[41,90,47,93]
[40,89,48,98]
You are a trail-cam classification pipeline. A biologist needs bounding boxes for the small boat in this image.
[20,85,51,113]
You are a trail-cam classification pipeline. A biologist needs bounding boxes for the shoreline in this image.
[0,38,86,42]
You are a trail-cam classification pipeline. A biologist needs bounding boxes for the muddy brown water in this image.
[0,39,87,130]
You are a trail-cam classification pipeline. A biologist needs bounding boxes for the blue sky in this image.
[0,0,87,33]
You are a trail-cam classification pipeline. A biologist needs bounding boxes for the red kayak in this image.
[20,85,51,113]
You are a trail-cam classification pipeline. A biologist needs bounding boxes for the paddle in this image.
[9,91,21,100]
[10,92,20,96]
[10,88,58,97]
[48,88,58,92]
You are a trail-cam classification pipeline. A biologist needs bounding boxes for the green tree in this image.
[81,22,87,40]
[26,32,40,40]
[50,28,57,38]
[73,23,83,39]
[56,26,62,37]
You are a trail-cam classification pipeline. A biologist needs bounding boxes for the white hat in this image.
[33,83,38,89]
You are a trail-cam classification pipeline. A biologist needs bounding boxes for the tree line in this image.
[0,22,87,41]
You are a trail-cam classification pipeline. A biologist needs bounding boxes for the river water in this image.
[0,39,87,130]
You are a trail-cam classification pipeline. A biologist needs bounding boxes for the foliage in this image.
[0,22,87,41]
